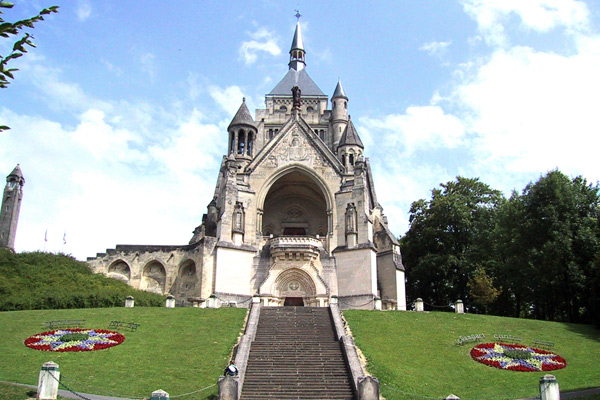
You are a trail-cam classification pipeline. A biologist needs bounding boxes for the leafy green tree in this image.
[401,177,505,309]
[468,265,501,313]
[518,170,600,322]
[1,2,58,131]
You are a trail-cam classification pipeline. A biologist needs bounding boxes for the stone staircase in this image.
[240,306,356,400]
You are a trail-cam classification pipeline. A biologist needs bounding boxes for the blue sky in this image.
[1,0,599,259]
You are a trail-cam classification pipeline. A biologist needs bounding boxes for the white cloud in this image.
[452,38,600,183]
[420,41,452,57]
[462,0,591,46]
[209,85,247,116]
[140,53,156,80]
[239,27,281,65]
[76,1,92,22]
[360,106,466,157]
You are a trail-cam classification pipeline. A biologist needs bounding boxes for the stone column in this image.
[455,300,464,314]
[165,295,175,308]
[540,374,560,400]
[125,296,134,308]
[150,389,169,400]
[37,361,59,400]
[415,298,424,312]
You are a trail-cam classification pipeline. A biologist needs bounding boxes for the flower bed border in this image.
[24,328,125,352]
[470,342,567,372]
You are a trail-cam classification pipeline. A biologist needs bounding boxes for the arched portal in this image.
[261,169,328,237]
[274,268,316,306]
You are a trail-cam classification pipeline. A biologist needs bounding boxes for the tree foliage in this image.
[402,171,600,325]
[0,2,58,131]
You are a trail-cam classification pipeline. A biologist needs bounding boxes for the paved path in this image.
[1,381,137,400]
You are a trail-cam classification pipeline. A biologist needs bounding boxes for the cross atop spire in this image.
[295,9,301,21]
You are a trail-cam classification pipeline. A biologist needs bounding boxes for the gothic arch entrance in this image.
[260,168,329,239]
[274,268,316,306]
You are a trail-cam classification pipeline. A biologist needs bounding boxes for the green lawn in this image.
[344,310,600,400]
[0,307,247,400]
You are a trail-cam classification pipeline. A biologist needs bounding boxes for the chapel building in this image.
[88,21,407,310]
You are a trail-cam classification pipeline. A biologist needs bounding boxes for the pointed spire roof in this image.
[7,164,24,184]
[339,117,364,148]
[290,21,304,52]
[228,98,256,130]
[332,80,347,100]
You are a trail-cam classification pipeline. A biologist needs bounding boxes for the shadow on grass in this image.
[564,322,600,344]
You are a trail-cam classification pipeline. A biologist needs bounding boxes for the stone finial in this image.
[218,375,239,400]
[455,299,464,314]
[125,296,134,308]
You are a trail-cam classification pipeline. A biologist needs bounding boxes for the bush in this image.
[0,249,165,311]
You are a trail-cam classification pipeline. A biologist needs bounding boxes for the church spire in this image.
[289,12,306,71]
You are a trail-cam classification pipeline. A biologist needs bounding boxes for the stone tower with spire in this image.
[88,17,407,311]
[0,165,25,250]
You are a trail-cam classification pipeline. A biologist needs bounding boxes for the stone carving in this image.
[292,86,301,109]
[289,138,309,161]
[265,154,278,168]
[283,208,305,222]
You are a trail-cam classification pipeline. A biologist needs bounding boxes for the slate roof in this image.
[9,164,23,179]
[290,21,304,51]
[268,68,326,97]
[332,80,347,99]
[228,98,256,129]
[339,118,364,148]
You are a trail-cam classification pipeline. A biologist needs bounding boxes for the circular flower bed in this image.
[471,342,566,372]
[24,329,125,352]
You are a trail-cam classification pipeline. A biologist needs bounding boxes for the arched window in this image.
[344,101,347,109]
[279,105,287,113]
[319,130,325,140]
[269,129,274,139]
[307,106,314,112]
[342,154,346,166]
[333,101,336,109]
[237,130,245,155]
[349,154,355,166]
[229,131,235,154]
[247,132,253,156]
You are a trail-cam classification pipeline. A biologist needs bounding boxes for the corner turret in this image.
[228,98,257,167]
[331,80,349,150]
[338,116,364,171]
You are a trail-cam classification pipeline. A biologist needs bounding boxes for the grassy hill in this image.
[344,310,600,400]
[0,307,247,399]
[0,249,165,310]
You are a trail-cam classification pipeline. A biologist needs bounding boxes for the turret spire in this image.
[289,14,306,71]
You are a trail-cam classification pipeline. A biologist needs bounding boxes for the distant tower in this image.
[0,165,25,249]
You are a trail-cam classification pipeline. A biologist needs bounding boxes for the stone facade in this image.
[0,165,25,250]
[88,20,407,310]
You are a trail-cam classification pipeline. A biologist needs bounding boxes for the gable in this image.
[247,115,343,175]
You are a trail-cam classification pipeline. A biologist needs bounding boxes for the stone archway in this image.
[273,268,316,306]
[260,168,329,238]
[108,260,131,282]
[141,261,166,294]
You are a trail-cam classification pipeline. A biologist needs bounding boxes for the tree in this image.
[518,170,600,322]
[468,265,501,313]
[0,2,58,131]
[401,177,505,309]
